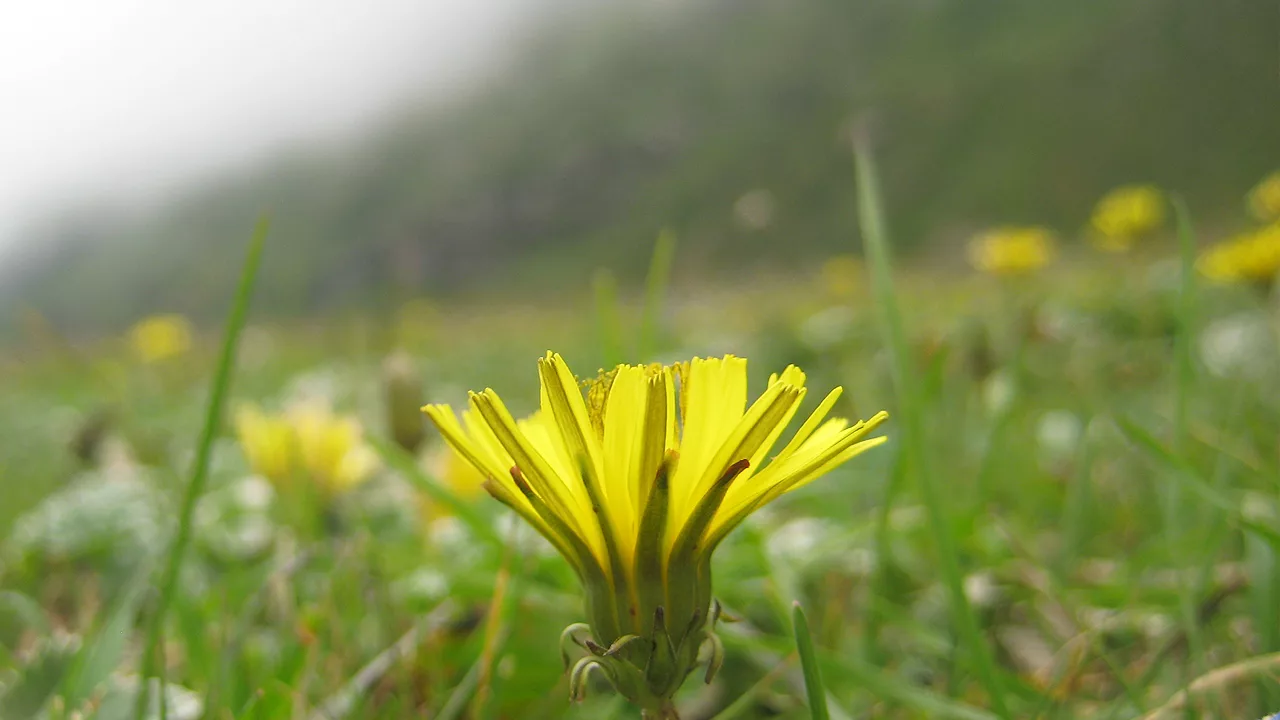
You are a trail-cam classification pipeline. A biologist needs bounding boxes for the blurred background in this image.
[1,0,1277,332]
[3,2,1280,719]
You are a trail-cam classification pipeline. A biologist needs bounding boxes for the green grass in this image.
[2,195,1280,719]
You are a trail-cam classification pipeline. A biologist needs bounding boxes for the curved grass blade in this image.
[135,217,269,720]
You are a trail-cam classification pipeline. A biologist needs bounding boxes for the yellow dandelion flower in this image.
[819,254,864,300]
[1090,184,1165,252]
[129,314,193,364]
[423,352,888,712]
[290,403,380,496]
[968,227,1055,276]
[1197,224,1280,287]
[235,402,379,497]
[235,405,297,486]
[1247,171,1280,222]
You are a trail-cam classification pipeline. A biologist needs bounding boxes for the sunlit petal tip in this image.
[865,410,891,427]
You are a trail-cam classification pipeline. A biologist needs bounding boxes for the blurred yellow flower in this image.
[1247,171,1280,222]
[417,442,487,522]
[425,442,486,501]
[968,227,1055,276]
[1090,185,1165,252]
[234,402,379,496]
[129,314,193,364]
[235,405,297,485]
[819,254,864,299]
[1197,224,1280,286]
[290,403,380,495]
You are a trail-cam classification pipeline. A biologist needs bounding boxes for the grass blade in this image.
[1136,651,1280,720]
[638,229,676,361]
[706,654,796,720]
[1115,415,1280,547]
[593,268,624,367]
[306,601,457,720]
[826,655,1001,720]
[1171,195,1198,446]
[135,217,269,720]
[853,134,1011,717]
[792,602,830,720]
[62,565,150,709]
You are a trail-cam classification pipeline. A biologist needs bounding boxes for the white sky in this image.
[0,0,546,254]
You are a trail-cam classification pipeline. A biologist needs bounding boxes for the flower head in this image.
[1090,185,1165,252]
[1196,224,1280,288]
[289,403,380,495]
[1247,171,1280,222]
[968,227,1055,276]
[423,352,887,711]
[234,402,379,497]
[129,314,193,364]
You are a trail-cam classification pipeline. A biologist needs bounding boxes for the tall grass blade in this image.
[135,218,269,720]
[593,268,625,367]
[639,229,676,361]
[1171,195,1198,445]
[853,135,1010,718]
[792,602,830,720]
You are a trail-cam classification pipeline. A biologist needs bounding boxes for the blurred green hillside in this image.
[5,0,1278,331]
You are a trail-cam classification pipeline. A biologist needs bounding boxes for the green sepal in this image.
[634,457,672,634]
[559,622,591,671]
[665,459,750,642]
[644,607,680,698]
[702,630,725,684]
[509,468,621,643]
[604,634,645,656]
[569,656,616,702]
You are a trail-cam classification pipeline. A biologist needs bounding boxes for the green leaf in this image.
[792,602,829,720]
[0,591,50,650]
[0,636,79,719]
[62,565,151,708]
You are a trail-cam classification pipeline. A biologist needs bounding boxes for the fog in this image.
[0,0,549,257]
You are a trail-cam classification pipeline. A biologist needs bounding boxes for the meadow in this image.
[2,162,1280,720]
